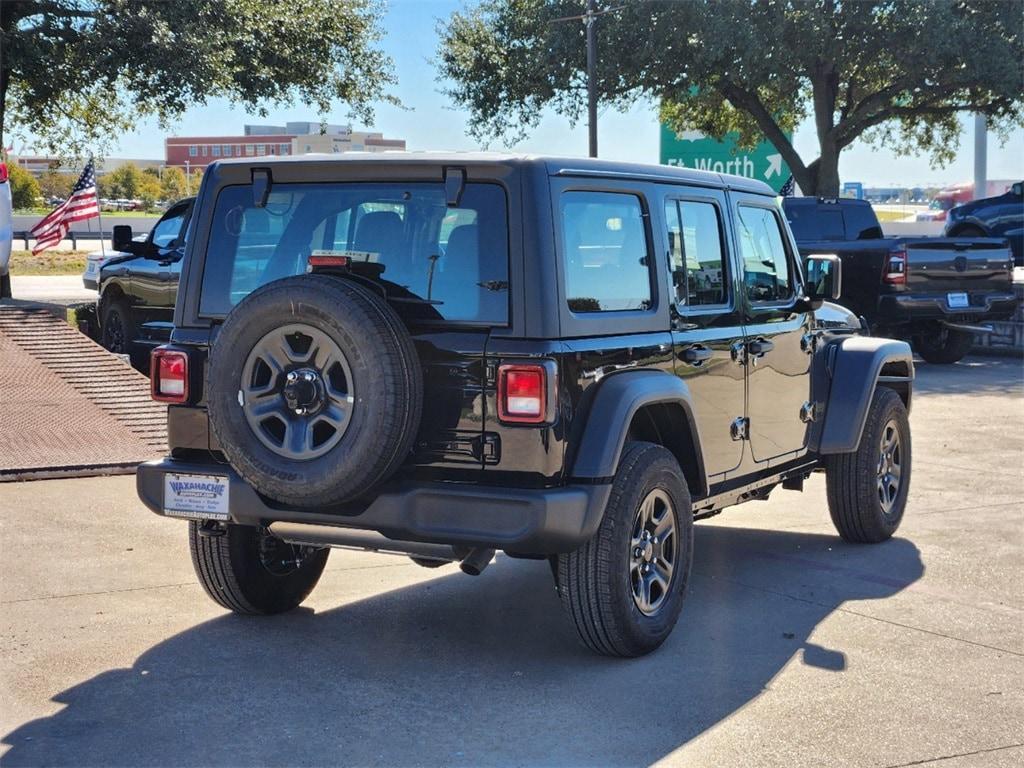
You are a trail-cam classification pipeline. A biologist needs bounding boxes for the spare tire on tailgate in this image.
[207,274,422,507]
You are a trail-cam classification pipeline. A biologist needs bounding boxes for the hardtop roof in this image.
[209,150,777,196]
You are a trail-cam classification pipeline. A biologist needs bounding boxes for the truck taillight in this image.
[497,363,551,424]
[151,347,189,403]
[883,249,907,286]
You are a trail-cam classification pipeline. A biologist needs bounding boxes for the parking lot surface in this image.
[1,357,1022,767]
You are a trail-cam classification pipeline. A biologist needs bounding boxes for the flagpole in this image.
[92,155,107,258]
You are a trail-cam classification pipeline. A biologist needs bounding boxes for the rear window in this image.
[786,204,845,241]
[560,191,652,312]
[784,202,883,241]
[199,182,509,323]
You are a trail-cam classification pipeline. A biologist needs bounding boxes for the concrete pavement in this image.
[5,276,95,304]
[1,356,1022,766]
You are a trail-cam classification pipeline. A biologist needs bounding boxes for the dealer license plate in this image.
[84,261,100,278]
[164,473,230,520]
[947,292,969,309]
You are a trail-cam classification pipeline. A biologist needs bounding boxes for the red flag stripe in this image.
[30,203,70,234]
[30,161,100,255]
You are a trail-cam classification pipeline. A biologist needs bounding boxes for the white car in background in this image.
[0,160,12,298]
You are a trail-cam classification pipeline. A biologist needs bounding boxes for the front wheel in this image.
[101,297,137,356]
[556,442,694,657]
[826,388,911,543]
[189,522,329,614]
[915,325,974,364]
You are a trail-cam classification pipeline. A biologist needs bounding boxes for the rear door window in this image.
[199,182,509,324]
[736,205,795,303]
[560,191,652,312]
[664,199,728,307]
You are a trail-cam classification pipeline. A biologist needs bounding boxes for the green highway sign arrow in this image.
[659,123,791,193]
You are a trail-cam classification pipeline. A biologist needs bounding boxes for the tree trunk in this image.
[811,149,841,198]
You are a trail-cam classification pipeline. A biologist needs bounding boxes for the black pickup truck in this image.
[783,197,1017,363]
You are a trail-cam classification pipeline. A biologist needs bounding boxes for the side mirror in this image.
[112,225,134,251]
[804,253,842,303]
[1012,182,1022,198]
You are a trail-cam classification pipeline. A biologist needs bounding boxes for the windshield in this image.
[199,182,509,324]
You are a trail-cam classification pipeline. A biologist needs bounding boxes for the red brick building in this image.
[165,135,296,169]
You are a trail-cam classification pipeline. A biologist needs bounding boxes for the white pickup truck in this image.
[0,160,12,299]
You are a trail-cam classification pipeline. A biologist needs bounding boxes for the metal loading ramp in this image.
[0,306,167,480]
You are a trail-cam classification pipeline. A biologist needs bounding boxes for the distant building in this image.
[12,155,163,176]
[165,134,296,169]
[245,122,351,136]
[166,121,406,169]
[293,132,405,155]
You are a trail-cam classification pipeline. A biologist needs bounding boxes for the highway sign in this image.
[659,124,791,193]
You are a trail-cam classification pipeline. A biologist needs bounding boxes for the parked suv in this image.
[137,154,914,657]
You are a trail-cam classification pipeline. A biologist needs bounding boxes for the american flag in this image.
[29,159,100,255]
[779,174,796,197]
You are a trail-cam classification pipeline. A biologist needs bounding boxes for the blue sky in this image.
[22,0,1023,187]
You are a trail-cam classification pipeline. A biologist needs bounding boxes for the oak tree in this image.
[1,0,395,159]
[438,0,1023,195]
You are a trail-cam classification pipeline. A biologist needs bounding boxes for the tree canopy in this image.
[438,0,1024,195]
[1,0,395,158]
[7,162,41,209]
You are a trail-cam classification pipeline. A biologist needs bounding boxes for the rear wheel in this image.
[826,388,911,543]
[189,522,329,614]
[556,442,693,657]
[915,325,974,364]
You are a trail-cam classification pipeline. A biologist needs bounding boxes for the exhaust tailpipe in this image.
[460,548,495,576]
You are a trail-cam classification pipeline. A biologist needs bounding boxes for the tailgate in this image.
[903,237,1012,294]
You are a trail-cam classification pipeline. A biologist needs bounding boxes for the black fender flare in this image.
[570,369,707,496]
[819,336,914,454]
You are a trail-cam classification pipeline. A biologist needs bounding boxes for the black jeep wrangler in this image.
[137,153,914,657]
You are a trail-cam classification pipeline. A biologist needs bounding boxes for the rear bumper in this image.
[136,458,610,554]
[877,291,1018,323]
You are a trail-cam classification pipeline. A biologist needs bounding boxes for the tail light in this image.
[883,249,907,286]
[0,162,7,183]
[151,347,189,403]
[497,363,553,424]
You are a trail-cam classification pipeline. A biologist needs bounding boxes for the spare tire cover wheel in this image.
[207,275,423,508]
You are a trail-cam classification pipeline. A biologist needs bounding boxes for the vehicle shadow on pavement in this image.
[912,355,1023,397]
[1,525,922,767]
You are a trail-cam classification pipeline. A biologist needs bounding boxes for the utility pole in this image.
[585,0,598,158]
[551,1,608,158]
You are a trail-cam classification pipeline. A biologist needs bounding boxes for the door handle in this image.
[680,346,713,365]
[747,339,775,356]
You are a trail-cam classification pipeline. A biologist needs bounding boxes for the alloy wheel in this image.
[877,419,903,516]
[629,488,678,616]
[240,323,354,461]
